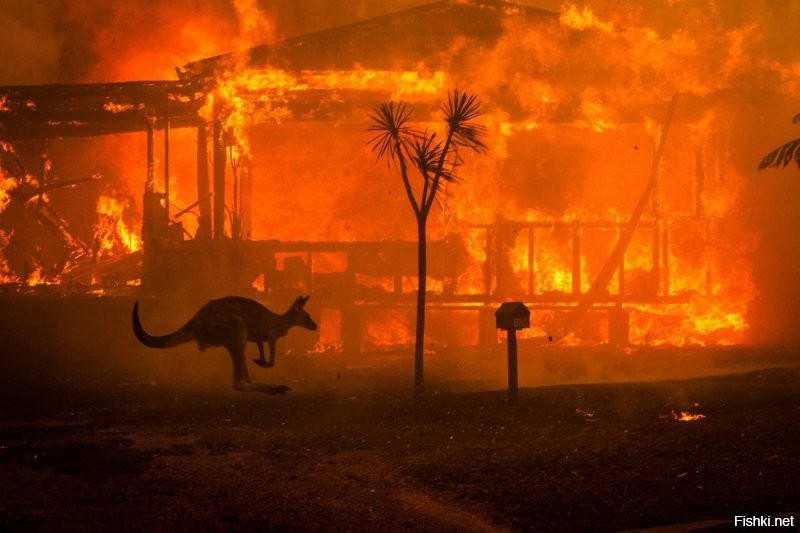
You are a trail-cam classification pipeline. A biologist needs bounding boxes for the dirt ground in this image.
[0,296,798,530]
[1,350,799,532]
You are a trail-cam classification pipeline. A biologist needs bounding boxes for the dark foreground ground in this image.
[1,360,798,532]
[0,294,797,531]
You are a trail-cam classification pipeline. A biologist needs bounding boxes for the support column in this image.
[484,227,494,296]
[527,227,535,297]
[506,328,518,405]
[653,222,661,296]
[618,227,625,297]
[240,157,252,240]
[572,224,581,295]
[146,116,155,192]
[196,121,212,239]
[163,97,170,220]
[212,114,226,239]
[342,306,362,355]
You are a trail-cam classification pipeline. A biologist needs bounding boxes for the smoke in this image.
[0,0,242,84]
[0,1,64,84]
[0,1,449,85]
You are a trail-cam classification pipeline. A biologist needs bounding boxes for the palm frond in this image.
[367,101,414,163]
[442,89,488,152]
[410,131,460,184]
[758,138,800,170]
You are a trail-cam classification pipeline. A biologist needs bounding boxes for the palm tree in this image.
[759,113,800,171]
[368,90,486,396]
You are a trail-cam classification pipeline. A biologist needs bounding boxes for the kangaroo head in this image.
[288,295,317,331]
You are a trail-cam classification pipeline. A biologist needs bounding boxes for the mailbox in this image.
[495,302,530,330]
[495,302,530,404]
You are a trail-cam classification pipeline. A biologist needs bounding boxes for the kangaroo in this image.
[132,295,317,393]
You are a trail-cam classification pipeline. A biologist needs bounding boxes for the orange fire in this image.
[4,0,798,350]
[672,410,706,422]
[92,193,141,260]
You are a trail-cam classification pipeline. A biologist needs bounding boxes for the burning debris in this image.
[672,410,707,422]
[93,193,141,260]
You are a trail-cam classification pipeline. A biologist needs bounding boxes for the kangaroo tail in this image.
[132,301,194,349]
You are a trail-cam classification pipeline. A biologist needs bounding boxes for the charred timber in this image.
[0,81,203,141]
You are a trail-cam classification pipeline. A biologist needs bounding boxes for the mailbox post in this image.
[495,302,530,404]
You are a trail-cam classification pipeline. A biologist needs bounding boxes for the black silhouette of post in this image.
[507,327,519,403]
[495,302,530,405]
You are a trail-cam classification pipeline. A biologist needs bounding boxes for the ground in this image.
[0,295,797,530]
[1,353,798,531]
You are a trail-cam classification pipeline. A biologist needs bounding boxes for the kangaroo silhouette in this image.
[132,295,317,393]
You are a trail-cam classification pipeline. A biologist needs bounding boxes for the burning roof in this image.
[179,0,556,78]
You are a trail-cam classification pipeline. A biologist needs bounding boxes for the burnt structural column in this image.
[240,158,252,240]
[163,96,170,219]
[196,121,212,239]
[572,223,582,296]
[212,112,226,239]
[146,115,155,191]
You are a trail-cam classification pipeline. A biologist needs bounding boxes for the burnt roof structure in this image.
[179,0,556,79]
[0,80,204,141]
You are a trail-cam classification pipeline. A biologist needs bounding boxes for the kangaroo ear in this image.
[300,295,310,307]
[294,295,309,308]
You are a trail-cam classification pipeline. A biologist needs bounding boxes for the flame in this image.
[559,3,614,34]
[103,102,136,113]
[311,307,343,354]
[577,89,617,133]
[251,273,265,292]
[364,309,414,350]
[0,229,14,284]
[93,193,141,260]
[25,266,55,287]
[0,176,17,213]
[203,68,446,156]
[672,410,706,422]
[232,0,275,49]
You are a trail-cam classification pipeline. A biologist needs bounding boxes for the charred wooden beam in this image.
[196,121,212,240]
[212,113,226,239]
[0,80,203,141]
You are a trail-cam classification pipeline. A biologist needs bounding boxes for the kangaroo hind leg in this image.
[227,329,290,394]
[226,326,252,391]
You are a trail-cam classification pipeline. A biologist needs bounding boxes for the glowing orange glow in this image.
[25,266,54,287]
[103,102,137,113]
[311,308,343,354]
[203,68,447,162]
[251,273,265,292]
[0,176,17,213]
[93,194,141,260]
[364,310,414,349]
[3,0,792,350]
[0,229,14,284]
[672,410,706,422]
[559,3,614,34]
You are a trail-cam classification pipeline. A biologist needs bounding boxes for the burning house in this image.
[1,0,799,353]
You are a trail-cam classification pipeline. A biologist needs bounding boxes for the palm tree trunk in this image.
[414,215,427,396]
